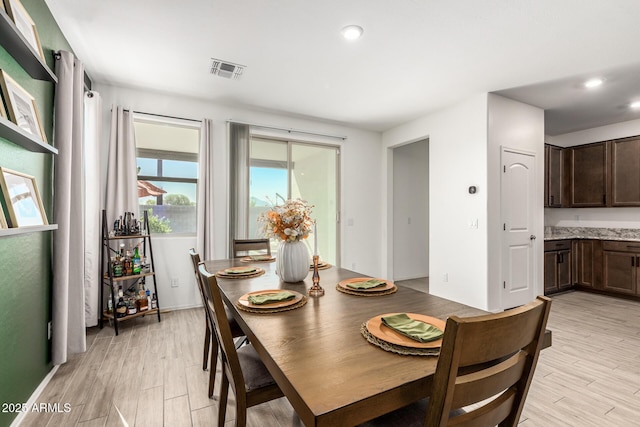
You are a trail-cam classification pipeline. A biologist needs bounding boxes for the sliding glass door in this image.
[248,137,340,265]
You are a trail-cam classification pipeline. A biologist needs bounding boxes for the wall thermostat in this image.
[468,186,477,194]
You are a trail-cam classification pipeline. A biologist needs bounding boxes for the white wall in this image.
[95,83,383,310]
[392,139,429,281]
[545,118,640,229]
[382,94,490,309]
[487,94,545,312]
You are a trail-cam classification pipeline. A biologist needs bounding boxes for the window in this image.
[133,116,199,234]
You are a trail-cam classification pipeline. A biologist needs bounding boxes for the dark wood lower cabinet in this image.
[572,239,600,288]
[544,240,572,295]
[601,241,640,295]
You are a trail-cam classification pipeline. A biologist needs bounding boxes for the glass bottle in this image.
[133,245,141,274]
[116,296,127,318]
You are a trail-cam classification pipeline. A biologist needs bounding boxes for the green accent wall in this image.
[0,1,73,425]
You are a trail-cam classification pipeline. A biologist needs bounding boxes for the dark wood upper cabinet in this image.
[568,142,608,207]
[610,136,640,206]
[547,145,563,207]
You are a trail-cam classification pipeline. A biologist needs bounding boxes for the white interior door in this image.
[501,148,536,309]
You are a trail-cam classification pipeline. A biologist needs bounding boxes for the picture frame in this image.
[0,167,48,227]
[3,0,45,61]
[0,69,47,143]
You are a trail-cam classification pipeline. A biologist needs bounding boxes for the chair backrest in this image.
[232,238,271,258]
[425,296,552,427]
[198,263,247,397]
[189,248,207,304]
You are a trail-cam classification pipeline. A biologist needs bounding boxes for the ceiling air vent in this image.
[210,58,245,80]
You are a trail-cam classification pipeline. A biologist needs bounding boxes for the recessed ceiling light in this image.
[341,25,363,40]
[631,101,640,109]
[584,78,603,88]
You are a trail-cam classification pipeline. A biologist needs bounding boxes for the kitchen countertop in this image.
[544,226,640,242]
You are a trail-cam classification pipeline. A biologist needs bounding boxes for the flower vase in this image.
[276,240,310,282]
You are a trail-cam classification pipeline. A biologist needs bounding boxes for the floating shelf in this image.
[0,116,57,154]
[0,224,57,237]
[0,10,57,83]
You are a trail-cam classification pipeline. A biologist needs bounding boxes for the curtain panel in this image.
[197,119,215,259]
[52,51,86,364]
[228,122,250,255]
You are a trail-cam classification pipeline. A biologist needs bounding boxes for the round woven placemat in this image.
[360,323,440,356]
[309,263,332,270]
[240,257,275,263]
[336,284,398,296]
[236,295,308,314]
[216,269,265,280]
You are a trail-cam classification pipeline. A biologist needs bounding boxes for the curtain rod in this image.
[228,120,346,141]
[123,109,202,123]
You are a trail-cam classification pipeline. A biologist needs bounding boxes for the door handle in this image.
[530,235,536,240]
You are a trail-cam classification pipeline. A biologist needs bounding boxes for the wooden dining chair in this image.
[198,263,285,427]
[360,296,551,427]
[232,238,271,258]
[188,248,244,398]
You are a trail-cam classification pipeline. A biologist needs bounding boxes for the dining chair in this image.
[359,296,552,427]
[198,263,285,427]
[232,238,271,258]
[188,248,245,398]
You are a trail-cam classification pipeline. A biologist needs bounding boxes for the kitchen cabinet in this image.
[572,239,600,288]
[544,240,572,294]
[567,142,608,207]
[545,144,564,207]
[601,241,640,295]
[610,136,640,206]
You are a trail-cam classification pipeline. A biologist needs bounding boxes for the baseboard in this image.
[10,365,59,427]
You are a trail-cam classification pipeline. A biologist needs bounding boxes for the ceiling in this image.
[44,0,640,134]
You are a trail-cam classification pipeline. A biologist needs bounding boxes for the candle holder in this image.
[308,255,325,297]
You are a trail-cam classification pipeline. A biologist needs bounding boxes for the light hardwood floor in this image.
[20,282,640,427]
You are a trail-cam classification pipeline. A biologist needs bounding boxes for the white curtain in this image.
[52,51,86,364]
[83,92,102,327]
[105,106,138,227]
[228,122,250,254]
[197,119,215,259]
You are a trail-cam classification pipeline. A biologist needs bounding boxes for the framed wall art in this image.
[0,69,47,143]
[0,167,48,227]
[3,0,45,61]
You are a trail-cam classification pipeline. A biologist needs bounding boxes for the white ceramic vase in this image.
[276,240,310,282]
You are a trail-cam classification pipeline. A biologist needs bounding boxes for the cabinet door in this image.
[573,240,594,287]
[544,251,558,294]
[569,143,608,207]
[602,251,636,294]
[547,146,563,207]
[544,145,549,208]
[611,136,640,206]
[557,249,572,290]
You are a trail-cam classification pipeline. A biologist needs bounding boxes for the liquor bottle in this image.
[115,296,127,318]
[132,245,141,274]
[151,293,158,309]
[107,298,113,314]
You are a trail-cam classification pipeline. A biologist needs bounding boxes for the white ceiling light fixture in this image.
[341,25,363,40]
[631,101,640,109]
[584,78,603,88]
[210,58,245,80]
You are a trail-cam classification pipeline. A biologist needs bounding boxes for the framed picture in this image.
[3,0,45,61]
[0,167,48,227]
[0,69,47,143]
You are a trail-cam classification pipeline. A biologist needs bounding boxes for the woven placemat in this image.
[336,284,398,296]
[240,257,275,263]
[309,263,332,270]
[360,323,440,356]
[216,269,265,280]
[236,295,308,314]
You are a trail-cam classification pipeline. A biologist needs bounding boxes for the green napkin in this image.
[225,267,257,274]
[347,279,386,289]
[381,313,444,342]
[248,291,296,305]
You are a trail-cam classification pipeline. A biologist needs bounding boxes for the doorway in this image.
[392,139,429,282]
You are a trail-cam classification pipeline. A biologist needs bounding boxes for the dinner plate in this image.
[238,289,303,309]
[241,255,275,262]
[337,277,395,292]
[366,313,446,349]
[215,266,264,278]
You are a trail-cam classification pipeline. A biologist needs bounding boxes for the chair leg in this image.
[203,320,211,371]
[218,372,229,427]
[208,339,219,399]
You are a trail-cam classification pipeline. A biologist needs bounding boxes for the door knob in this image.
[530,235,536,240]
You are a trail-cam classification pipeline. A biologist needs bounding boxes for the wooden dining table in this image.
[204,258,547,427]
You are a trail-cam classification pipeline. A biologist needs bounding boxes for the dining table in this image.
[204,258,551,427]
